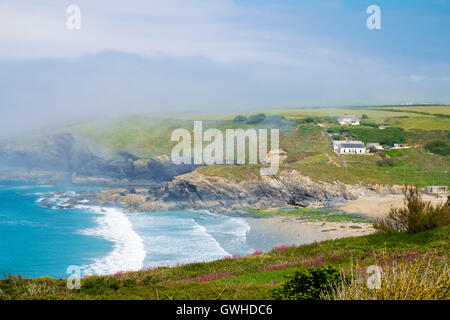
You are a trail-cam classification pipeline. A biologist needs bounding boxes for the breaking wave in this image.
[76,205,146,276]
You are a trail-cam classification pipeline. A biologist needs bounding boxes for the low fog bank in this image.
[0,131,199,186]
[2,50,448,139]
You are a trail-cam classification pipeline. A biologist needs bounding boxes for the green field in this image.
[266,105,450,130]
[1,225,448,299]
[282,147,449,186]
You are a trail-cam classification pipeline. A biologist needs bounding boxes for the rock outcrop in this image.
[1,133,404,214]
[95,169,403,214]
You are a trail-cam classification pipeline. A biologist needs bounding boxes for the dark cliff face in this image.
[93,169,372,214]
[0,133,198,186]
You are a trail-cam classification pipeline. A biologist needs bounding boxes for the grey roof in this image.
[340,144,365,148]
[338,115,359,120]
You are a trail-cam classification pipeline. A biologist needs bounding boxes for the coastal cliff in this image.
[1,132,404,214]
[95,169,403,214]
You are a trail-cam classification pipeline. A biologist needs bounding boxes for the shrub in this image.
[327,256,450,300]
[304,117,316,123]
[81,276,121,294]
[368,146,377,153]
[425,140,450,156]
[264,115,290,127]
[380,136,394,146]
[384,149,403,157]
[362,114,368,119]
[376,158,395,167]
[246,113,266,124]
[361,122,378,128]
[272,265,343,300]
[374,185,450,234]
[232,115,247,122]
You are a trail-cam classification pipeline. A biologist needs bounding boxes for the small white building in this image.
[393,143,410,149]
[337,114,360,126]
[367,143,383,150]
[333,140,367,154]
[425,186,448,194]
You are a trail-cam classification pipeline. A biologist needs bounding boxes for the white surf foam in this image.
[196,214,252,254]
[43,191,77,209]
[76,205,146,276]
[129,213,231,268]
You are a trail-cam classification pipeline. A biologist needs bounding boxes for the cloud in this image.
[0,0,295,64]
[0,0,372,68]
[0,1,449,139]
[408,74,427,82]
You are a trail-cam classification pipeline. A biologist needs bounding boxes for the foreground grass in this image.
[328,255,450,300]
[1,226,449,300]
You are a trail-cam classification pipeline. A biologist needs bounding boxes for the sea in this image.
[0,181,256,279]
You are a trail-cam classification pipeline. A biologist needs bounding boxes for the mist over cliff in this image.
[2,50,450,140]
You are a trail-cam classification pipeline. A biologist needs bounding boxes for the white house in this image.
[333,140,367,154]
[337,114,360,126]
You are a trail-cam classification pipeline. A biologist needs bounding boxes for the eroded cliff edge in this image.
[95,169,403,214]
[1,133,403,215]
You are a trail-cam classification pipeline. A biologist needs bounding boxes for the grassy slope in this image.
[198,123,449,186]
[1,226,449,300]
[283,148,449,186]
[6,106,449,186]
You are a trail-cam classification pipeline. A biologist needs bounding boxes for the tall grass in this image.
[374,185,449,234]
[326,256,450,300]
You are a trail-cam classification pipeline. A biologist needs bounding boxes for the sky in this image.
[0,0,449,137]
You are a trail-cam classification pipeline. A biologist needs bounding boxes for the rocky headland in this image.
[1,133,404,215]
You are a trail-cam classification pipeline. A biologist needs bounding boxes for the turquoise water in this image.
[0,181,254,279]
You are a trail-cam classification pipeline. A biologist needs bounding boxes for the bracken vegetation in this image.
[327,255,450,300]
[425,140,450,156]
[374,185,450,234]
[272,265,343,300]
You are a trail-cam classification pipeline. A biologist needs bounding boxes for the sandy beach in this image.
[245,193,447,251]
[336,194,447,219]
[245,216,375,251]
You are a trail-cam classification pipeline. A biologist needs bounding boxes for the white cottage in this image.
[337,114,360,126]
[333,140,366,154]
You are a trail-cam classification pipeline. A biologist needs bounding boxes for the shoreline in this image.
[24,185,448,278]
[335,193,447,219]
[245,216,375,252]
